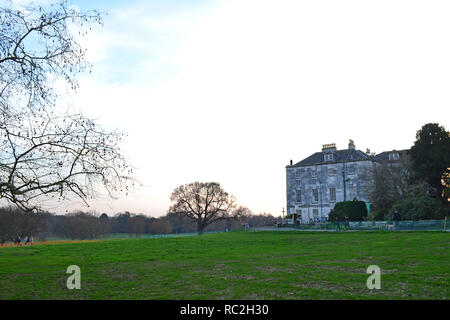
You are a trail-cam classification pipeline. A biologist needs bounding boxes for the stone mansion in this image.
[285,140,408,222]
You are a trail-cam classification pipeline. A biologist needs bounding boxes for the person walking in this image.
[344,216,350,231]
[335,216,341,231]
[393,209,401,231]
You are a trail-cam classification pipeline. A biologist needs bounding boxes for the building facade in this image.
[285,140,407,222]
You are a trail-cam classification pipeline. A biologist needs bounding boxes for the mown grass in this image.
[0,231,448,299]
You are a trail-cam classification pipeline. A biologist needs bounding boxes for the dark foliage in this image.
[409,123,450,202]
[329,199,368,221]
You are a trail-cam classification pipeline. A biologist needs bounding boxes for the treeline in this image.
[368,152,449,221]
[368,123,449,221]
[0,207,276,243]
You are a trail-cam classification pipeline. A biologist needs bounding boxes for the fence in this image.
[283,218,448,232]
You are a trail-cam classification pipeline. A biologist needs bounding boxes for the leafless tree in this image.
[0,1,135,211]
[62,210,101,239]
[127,214,149,236]
[369,156,414,215]
[0,206,47,244]
[0,109,134,211]
[169,182,237,235]
[148,218,172,235]
[165,211,196,233]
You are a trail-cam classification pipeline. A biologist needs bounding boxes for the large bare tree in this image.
[169,182,237,235]
[0,1,134,211]
[369,156,413,216]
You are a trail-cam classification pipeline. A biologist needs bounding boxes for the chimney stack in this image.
[366,148,370,154]
[290,159,293,166]
[322,143,337,152]
[348,139,355,150]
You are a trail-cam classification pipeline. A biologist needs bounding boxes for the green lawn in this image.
[0,231,448,299]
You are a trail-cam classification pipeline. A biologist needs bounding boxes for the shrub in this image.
[388,194,441,220]
[367,210,386,221]
[332,199,368,221]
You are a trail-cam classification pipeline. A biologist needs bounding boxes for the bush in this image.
[328,209,343,222]
[331,200,368,221]
[388,194,441,221]
[367,210,386,221]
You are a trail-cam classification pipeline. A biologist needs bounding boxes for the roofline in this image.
[286,148,411,168]
[286,157,373,168]
[375,149,410,155]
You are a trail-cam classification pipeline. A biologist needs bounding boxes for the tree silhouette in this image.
[169,182,237,235]
[0,1,134,211]
[409,123,450,202]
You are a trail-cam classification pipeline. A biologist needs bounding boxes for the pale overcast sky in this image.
[5,0,450,216]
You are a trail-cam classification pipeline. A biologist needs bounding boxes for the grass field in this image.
[0,231,448,299]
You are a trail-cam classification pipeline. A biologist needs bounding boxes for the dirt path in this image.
[0,239,99,248]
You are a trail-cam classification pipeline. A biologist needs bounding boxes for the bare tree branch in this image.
[0,1,136,211]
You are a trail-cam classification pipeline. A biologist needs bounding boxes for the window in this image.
[324,153,334,161]
[347,165,355,175]
[349,186,357,199]
[312,189,319,203]
[389,152,400,160]
[329,188,336,202]
[313,209,319,217]
[295,169,301,178]
[296,190,302,203]
[311,169,317,178]
[328,168,336,176]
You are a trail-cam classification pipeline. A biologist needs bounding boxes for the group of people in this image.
[335,216,351,231]
[14,235,34,246]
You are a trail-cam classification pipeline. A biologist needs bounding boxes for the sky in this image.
[4,0,450,217]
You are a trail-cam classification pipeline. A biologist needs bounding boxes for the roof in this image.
[289,148,371,168]
[373,149,410,163]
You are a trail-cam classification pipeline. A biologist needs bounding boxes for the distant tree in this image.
[112,211,132,233]
[409,123,450,202]
[127,214,149,236]
[388,182,442,220]
[98,213,112,235]
[169,182,237,235]
[165,211,196,233]
[369,155,413,217]
[0,206,47,244]
[234,206,252,218]
[231,205,250,225]
[148,218,172,235]
[246,212,277,227]
[62,211,101,239]
[0,1,135,211]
